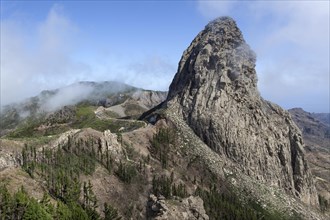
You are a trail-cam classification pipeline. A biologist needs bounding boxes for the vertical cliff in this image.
[167,17,318,206]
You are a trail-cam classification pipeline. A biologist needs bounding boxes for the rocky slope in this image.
[0,17,328,220]
[289,108,330,152]
[165,16,318,206]
[289,108,330,206]
[311,113,330,127]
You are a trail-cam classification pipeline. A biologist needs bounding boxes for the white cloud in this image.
[2,2,327,113]
[85,53,176,92]
[125,55,176,91]
[197,1,329,112]
[1,5,91,106]
[1,4,176,108]
[41,83,94,111]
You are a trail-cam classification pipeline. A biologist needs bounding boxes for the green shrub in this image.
[152,174,187,199]
[151,128,175,169]
[115,161,137,184]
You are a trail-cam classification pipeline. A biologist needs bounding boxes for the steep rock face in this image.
[167,17,318,206]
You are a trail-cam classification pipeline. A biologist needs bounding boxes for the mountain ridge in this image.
[288,108,330,209]
[0,81,167,136]
[0,17,328,220]
[163,16,318,206]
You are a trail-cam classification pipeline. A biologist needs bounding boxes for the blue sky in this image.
[1,1,329,113]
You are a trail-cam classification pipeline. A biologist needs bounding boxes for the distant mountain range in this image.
[0,17,329,220]
[312,112,330,127]
[289,108,329,151]
[288,108,330,205]
[0,81,167,136]
[1,84,329,219]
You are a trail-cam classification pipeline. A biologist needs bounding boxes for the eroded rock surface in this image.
[147,194,209,220]
[167,17,318,206]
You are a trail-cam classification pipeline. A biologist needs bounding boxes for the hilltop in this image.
[0,17,329,220]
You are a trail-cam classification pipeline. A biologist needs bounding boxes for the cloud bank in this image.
[1,5,175,108]
[1,2,328,113]
[1,5,92,106]
[198,1,329,112]
[41,83,95,112]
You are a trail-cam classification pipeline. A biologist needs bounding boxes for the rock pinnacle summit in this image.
[166,16,318,206]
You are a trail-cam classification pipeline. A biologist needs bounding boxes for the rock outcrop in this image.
[147,194,209,220]
[166,17,318,206]
[59,128,123,160]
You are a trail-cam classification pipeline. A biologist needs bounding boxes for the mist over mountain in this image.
[2,81,134,111]
[163,16,318,206]
[0,17,329,220]
[0,81,167,135]
[144,17,328,218]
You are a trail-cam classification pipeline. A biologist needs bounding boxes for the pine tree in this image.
[55,201,72,220]
[23,198,52,220]
[0,184,12,220]
[12,186,29,219]
[104,202,121,220]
